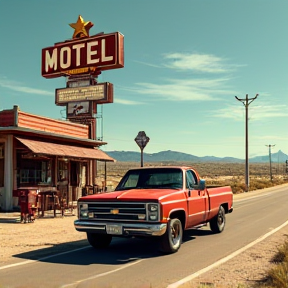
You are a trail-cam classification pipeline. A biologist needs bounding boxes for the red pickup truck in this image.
[74,166,233,254]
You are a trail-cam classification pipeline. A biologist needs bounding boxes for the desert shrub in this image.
[230,182,247,194]
[253,239,288,288]
[249,179,273,191]
[266,262,288,287]
[210,176,288,194]
[271,239,288,263]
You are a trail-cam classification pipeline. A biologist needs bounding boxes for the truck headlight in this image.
[81,211,88,217]
[147,203,159,221]
[149,213,158,221]
[79,203,88,218]
[80,203,88,210]
[148,204,158,212]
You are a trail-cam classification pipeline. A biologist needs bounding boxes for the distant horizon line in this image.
[102,149,288,160]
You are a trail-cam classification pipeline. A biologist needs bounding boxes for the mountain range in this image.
[105,150,288,163]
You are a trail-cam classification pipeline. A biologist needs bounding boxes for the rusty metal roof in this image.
[15,137,115,162]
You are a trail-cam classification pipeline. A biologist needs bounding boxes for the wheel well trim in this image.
[168,208,186,229]
[220,203,229,213]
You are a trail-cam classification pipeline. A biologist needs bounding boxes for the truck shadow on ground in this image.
[12,237,163,266]
[10,229,211,267]
[183,228,213,242]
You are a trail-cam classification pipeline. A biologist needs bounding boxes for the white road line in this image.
[167,219,288,288]
[0,246,90,271]
[60,259,143,288]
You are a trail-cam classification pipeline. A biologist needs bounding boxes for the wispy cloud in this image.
[124,52,243,103]
[251,105,288,118]
[134,52,245,74]
[163,53,245,73]
[114,98,144,105]
[211,105,244,120]
[252,135,288,141]
[212,104,288,120]
[0,78,53,96]
[122,77,237,101]
[133,60,161,68]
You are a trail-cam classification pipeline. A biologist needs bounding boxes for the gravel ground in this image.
[0,211,88,267]
[1,186,288,288]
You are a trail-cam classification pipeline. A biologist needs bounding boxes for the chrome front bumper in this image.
[74,220,167,236]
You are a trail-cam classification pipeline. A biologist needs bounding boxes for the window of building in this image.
[58,160,68,183]
[18,159,51,185]
[70,161,78,186]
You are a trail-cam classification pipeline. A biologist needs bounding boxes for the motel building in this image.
[0,105,114,212]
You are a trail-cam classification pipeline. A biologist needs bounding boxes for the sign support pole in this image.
[140,148,144,167]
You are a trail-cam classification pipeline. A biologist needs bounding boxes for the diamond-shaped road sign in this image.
[135,131,150,149]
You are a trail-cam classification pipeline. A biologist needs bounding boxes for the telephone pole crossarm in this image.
[235,94,258,107]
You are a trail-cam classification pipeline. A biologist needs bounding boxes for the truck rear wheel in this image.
[210,206,226,233]
[87,233,112,249]
[159,218,183,254]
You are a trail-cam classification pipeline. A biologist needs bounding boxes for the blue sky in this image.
[0,0,287,159]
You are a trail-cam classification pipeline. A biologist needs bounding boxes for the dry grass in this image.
[252,237,288,288]
[96,161,288,194]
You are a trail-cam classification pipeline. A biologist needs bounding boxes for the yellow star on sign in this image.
[69,15,94,39]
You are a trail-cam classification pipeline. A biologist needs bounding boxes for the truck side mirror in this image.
[194,179,206,190]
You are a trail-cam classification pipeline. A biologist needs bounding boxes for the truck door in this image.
[186,170,208,227]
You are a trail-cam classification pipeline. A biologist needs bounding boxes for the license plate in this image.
[106,224,122,235]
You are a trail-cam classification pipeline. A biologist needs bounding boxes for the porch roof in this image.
[15,137,115,162]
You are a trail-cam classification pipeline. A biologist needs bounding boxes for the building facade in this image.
[0,106,114,211]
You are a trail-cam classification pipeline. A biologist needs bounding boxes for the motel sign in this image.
[42,32,124,78]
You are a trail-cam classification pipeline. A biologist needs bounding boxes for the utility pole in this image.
[266,144,275,182]
[235,94,259,192]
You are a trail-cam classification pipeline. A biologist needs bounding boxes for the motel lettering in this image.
[42,32,124,78]
[45,39,113,72]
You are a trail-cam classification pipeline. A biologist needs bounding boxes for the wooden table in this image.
[38,190,59,217]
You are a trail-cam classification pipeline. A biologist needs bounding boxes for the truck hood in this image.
[79,188,183,202]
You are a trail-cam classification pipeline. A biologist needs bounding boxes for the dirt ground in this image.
[0,211,88,267]
[1,187,288,288]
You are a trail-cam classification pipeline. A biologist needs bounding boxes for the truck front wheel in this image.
[210,206,226,233]
[159,218,183,254]
[87,233,112,249]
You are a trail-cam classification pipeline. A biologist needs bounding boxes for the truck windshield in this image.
[115,168,183,191]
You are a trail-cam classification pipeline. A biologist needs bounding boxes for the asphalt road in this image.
[1,185,288,288]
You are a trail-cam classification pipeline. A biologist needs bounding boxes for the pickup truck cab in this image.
[74,166,233,254]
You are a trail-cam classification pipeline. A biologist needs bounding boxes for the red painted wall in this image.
[0,107,89,139]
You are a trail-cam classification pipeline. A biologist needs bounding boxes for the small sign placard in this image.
[55,82,113,105]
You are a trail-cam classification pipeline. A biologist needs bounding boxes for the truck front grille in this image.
[87,202,147,221]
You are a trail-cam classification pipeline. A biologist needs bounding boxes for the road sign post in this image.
[134,131,150,167]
